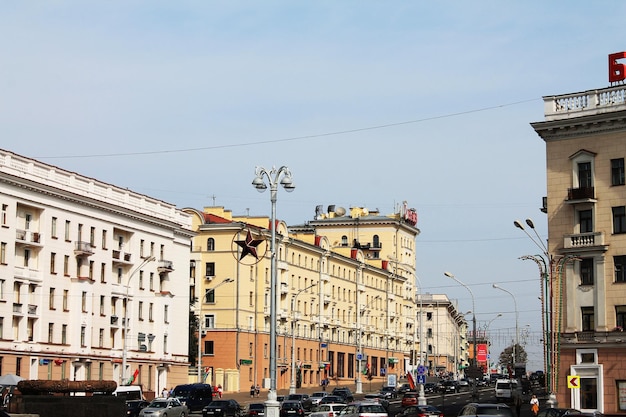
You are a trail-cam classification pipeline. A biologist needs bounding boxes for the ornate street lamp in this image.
[252,166,294,417]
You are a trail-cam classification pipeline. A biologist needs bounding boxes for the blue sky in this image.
[2,1,625,372]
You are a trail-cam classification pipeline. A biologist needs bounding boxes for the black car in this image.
[331,387,354,403]
[397,383,412,394]
[286,394,309,403]
[246,403,266,417]
[423,383,436,394]
[203,399,243,417]
[380,386,398,399]
[280,400,305,417]
[438,380,459,393]
[537,409,583,417]
[126,400,150,417]
[398,405,443,417]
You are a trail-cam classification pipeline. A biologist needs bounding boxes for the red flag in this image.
[407,371,416,390]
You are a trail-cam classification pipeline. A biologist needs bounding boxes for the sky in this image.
[2,1,625,373]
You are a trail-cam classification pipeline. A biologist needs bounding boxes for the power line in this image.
[34,98,539,160]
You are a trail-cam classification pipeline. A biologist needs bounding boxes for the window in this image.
[100,263,106,283]
[61,324,67,344]
[99,295,104,315]
[149,303,153,322]
[140,239,145,258]
[0,242,5,264]
[163,335,168,353]
[205,262,215,277]
[580,378,598,409]
[64,220,70,241]
[341,236,348,246]
[616,306,626,329]
[48,323,54,343]
[579,210,593,233]
[581,258,594,285]
[50,253,56,274]
[614,206,626,234]
[207,238,215,251]
[578,162,592,188]
[204,315,215,329]
[63,290,68,311]
[49,288,55,310]
[581,307,594,331]
[63,255,70,276]
[615,256,626,283]
[101,230,107,249]
[23,248,30,267]
[138,301,143,321]
[90,227,95,246]
[204,340,215,355]
[51,217,57,238]
[164,305,169,323]
[99,329,104,348]
[612,158,625,186]
[80,326,86,346]
[139,271,144,289]
[1,204,7,226]
[82,291,87,312]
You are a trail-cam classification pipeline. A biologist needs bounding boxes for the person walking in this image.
[514,393,523,417]
[530,394,539,416]
[217,384,223,399]
[250,385,255,398]
[255,384,260,398]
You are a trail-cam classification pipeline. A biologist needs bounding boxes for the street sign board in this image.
[417,375,426,384]
[567,375,580,389]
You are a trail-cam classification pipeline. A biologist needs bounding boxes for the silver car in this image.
[139,397,188,417]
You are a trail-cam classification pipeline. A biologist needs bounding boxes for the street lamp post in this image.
[290,283,317,394]
[415,276,426,405]
[485,314,502,374]
[492,284,519,370]
[252,166,295,417]
[515,218,576,407]
[121,256,155,385]
[444,272,477,398]
[198,278,234,383]
[356,295,380,394]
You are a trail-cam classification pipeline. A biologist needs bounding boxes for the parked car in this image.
[380,386,398,399]
[398,405,443,417]
[304,392,328,410]
[458,379,470,390]
[320,396,347,406]
[286,394,309,403]
[139,398,189,417]
[126,400,150,417]
[245,403,265,417]
[337,401,388,417]
[277,396,286,403]
[332,388,354,403]
[280,400,306,417]
[203,399,243,417]
[310,403,347,417]
[401,391,419,407]
[458,403,513,417]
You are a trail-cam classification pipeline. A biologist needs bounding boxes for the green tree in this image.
[189,297,199,366]
[497,343,527,370]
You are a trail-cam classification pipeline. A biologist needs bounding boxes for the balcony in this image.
[564,232,606,251]
[567,187,595,202]
[323,294,331,304]
[111,315,119,326]
[74,241,94,257]
[112,250,132,264]
[28,304,37,315]
[157,260,174,273]
[15,230,42,247]
[321,273,330,283]
[352,240,382,251]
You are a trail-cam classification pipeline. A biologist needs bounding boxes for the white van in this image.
[494,379,517,402]
[113,385,144,400]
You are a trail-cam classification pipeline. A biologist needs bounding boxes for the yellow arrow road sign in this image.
[567,375,580,389]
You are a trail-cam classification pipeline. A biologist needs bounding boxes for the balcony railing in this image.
[112,250,132,263]
[567,187,595,201]
[74,241,94,256]
[157,260,174,273]
[564,232,604,249]
[16,230,41,245]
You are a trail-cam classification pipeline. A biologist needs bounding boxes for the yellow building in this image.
[183,203,421,393]
[531,84,626,413]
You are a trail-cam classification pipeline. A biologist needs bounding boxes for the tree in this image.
[189,297,199,366]
[497,343,527,370]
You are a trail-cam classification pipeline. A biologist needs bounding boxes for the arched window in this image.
[341,235,348,246]
[373,235,380,248]
[207,238,215,251]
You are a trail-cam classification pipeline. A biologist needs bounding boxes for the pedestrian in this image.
[217,384,223,399]
[255,384,260,397]
[514,393,522,417]
[530,394,539,416]
[250,385,255,398]
[161,387,168,398]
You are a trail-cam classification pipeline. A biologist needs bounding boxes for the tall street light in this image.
[252,166,295,417]
[444,272,477,398]
[122,255,155,385]
[290,283,317,394]
[415,276,426,405]
[485,313,502,374]
[356,295,380,394]
[198,277,234,383]
[492,284,519,371]
[515,218,576,407]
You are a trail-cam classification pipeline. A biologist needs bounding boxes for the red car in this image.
[401,392,419,407]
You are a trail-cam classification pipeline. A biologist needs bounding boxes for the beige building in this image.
[531,84,626,413]
[0,149,194,397]
[184,203,424,392]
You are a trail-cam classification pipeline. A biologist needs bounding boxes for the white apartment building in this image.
[0,149,193,397]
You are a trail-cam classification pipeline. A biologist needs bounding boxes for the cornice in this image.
[531,110,626,142]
